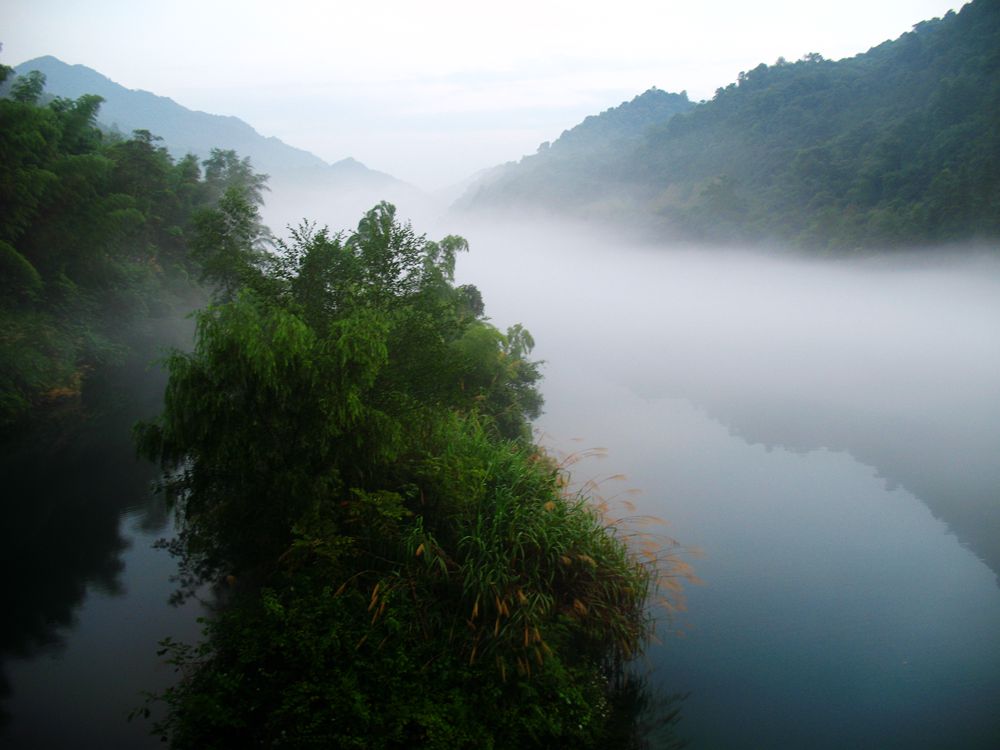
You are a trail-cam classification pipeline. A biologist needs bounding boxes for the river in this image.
[454,218,1000,748]
[0,322,204,749]
[3,220,999,747]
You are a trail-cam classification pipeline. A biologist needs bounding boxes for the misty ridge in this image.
[456,1,999,251]
[11,0,999,250]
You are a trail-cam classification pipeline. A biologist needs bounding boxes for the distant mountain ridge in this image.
[14,55,327,174]
[461,0,1000,250]
[11,56,429,230]
[457,88,694,215]
[546,87,695,154]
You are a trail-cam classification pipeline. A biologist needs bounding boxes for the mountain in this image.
[11,56,430,231]
[456,88,695,217]
[13,55,325,173]
[461,0,1000,250]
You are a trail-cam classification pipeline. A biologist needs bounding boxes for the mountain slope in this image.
[462,0,1000,250]
[13,56,326,174]
[11,56,430,230]
[632,0,1000,248]
[458,88,694,216]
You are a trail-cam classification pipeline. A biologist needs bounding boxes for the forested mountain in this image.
[456,88,694,217]
[462,0,1000,250]
[10,56,427,230]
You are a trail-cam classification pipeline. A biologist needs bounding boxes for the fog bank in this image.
[450,216,1000,581]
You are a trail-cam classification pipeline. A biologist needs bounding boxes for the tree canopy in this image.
[135,202,678,748]
[0,66,269,431]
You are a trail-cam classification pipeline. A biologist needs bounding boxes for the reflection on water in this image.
[0,322,202,748]
[605,675,690,749]
[0,406,151,721]
[543,388,1000,748]
[451,217,1000,747]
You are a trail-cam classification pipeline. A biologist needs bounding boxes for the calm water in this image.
[454,218,1000,748]
[3,223,999,747]
[0,327,203,749]
[542,384,1000,748]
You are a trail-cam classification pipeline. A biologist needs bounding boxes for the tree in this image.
[0,71,272,430]
[137,204,661,748]
[10,70,45,104]
[189,187,270,299]
[201,148,269,207]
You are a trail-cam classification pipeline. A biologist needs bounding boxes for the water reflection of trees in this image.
[681,391,1000,586]
[606,674,689,749]
[0,358,170,730]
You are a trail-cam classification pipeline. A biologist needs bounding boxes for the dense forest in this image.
[1,65,683,747]
[463,0,1000,250]
[0,62,268,431]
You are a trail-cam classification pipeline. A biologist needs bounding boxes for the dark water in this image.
[0,325,203,749]
[453,218,1000,748]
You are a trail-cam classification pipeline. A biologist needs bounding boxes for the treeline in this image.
[134,201,683,746]
[465,0,1000,250]
[0,64,266,430]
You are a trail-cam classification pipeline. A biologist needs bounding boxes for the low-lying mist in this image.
[261,175,447,240]
[435,213,1000,746]
[445,215,1000,581]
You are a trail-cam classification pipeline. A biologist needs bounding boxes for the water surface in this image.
[452,218,1000,747]
[0,330,203,749]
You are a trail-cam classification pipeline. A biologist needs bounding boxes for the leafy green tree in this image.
[189,187,270,300]
[0,68,271,430]
[201,147,269,208]
[137,204,661,748]
[139,202,540,574]
[9,69,45,104]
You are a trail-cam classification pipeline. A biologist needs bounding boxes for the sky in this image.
[2,0,967,190]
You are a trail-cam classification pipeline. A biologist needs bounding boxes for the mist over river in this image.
[2,213,999,747]
[451,216,1000,748]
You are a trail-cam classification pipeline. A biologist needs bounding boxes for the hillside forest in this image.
[464,0,1000,250]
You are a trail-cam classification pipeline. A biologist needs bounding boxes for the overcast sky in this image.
[2,0,966,190]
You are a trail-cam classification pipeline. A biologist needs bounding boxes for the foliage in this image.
[137,202,543,575]
[461,88,694,217]
[632,0,1000,249]
[149,429,654,748]
[136,204,672,747]
[0,68,269,431]
[466,0,1000,250]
